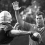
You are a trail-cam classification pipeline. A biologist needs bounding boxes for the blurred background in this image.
[0,0,45,45]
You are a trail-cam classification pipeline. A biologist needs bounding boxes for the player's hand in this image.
[32,32,42,43]
[12,1,21,10]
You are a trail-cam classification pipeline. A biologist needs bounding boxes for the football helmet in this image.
[0,11,12,23]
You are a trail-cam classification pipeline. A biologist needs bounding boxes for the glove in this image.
[30,32,42,43]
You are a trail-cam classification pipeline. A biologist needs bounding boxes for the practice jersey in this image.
[0,24,14,44]
[14,22,28,31]
[14,22,29,45]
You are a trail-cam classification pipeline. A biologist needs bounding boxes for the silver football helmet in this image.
[0,11,12,23]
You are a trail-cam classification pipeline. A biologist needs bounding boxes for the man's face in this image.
[36,15,44,26]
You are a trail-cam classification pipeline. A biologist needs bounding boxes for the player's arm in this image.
[14,10,25,28]
[8,29,32,37]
